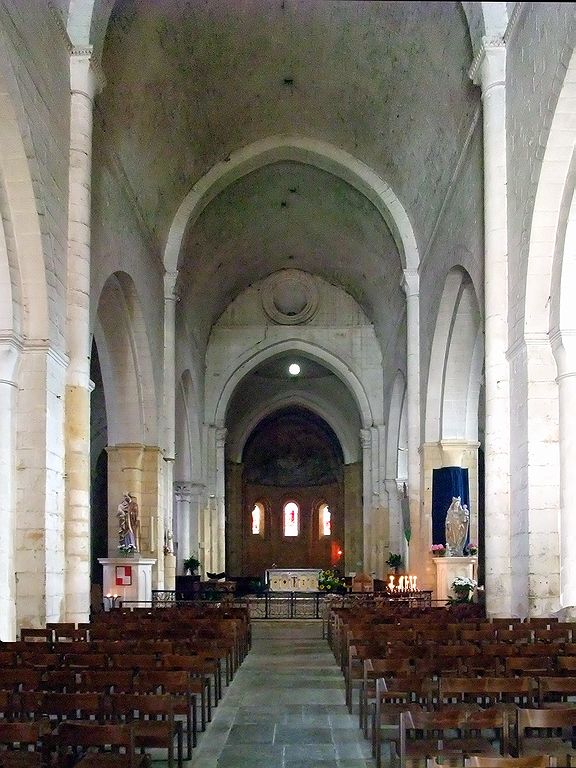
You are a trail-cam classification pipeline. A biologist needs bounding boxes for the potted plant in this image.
[430,544,446,557]
[318,569,346,593]
[465,542,478,556]
[183,554,201,575]
[386,553,402,573]
[450,575,477,602]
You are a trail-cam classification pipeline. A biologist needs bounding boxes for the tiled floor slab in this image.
[180,619,374,768]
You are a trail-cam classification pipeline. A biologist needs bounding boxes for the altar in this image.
[266,568,322,592]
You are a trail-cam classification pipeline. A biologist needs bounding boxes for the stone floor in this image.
[184,619,375,768]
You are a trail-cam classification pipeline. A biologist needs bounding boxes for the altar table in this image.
[266,568,322,592]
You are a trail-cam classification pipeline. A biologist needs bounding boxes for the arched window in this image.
[251,502,265,536]
[319,502,331,537]
[283,501,299,537]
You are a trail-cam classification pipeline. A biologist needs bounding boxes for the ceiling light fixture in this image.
[288,363,301,376]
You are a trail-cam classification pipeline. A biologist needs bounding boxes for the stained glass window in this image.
[251,502,264,535]
[320,503,331,537]
[283,501,299,537]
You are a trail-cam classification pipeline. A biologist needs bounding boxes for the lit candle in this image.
[388,574,395,592]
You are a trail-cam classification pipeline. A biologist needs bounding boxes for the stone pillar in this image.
[343,463,363,575]
[162,271,178,588]
[402,269,421,574]
[174,482,192,574]
[360,428,372,572]
[553,332,576,611]
[215,427,227,572]
[64,50,103,623]
[0,336,20,639]
[470,39,511,615]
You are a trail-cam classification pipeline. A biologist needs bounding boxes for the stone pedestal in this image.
[98,556,156,609]
[433,556,478,602]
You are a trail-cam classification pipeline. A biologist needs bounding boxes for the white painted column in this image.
[215,427,227,572]
[360,428,372,572]
[65,51,102,623]
[553,332,576,610]
[470,39,511,615]
[162,271,178,587]
[0,336,20,640]
[174,482,192,574]
[402,269,421,573]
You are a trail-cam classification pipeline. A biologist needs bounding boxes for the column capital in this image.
[469,36,506,90]
[164,270,179,300]
[0,332,22,385]
[360,428,372,450]
[174,481,205,502]
[215,427,227,449]
[70,48,105,99]
[401,268,419,297]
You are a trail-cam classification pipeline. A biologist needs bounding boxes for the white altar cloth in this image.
[266,568,322,592]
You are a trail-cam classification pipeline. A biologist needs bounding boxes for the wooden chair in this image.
[162,655,212,726]
[46,721,150,767]
[438,676,536,711]
[360,657,413,735]
[41,670,79,693]
[78,670,135,694]
[505,657,554,676]
[134,670,197,760]
[41,692,108,724]
[396,706,507,768]
[110,692,183,768]
[516,707,576,764]
[538,677,576,708]
[0,671,41,693]
[372,677,435,768]
[0,721,51,768]
[19,630,52,645]
[465,758,554,768]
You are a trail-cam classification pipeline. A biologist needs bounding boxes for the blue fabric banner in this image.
[432,466,470,546]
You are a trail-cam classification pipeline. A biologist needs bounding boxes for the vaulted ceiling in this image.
[96,0,479,338]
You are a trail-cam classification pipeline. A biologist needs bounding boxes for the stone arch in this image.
[175,369,203,482]
[460,2,509,56]
[164,135,419,273]
[0,53,48,340]
[387,371,408,482]
[227,392,360,466]
[66,0,115,63]
[211,340,374,432]
[425,267,483,444]
[93,271,158,446]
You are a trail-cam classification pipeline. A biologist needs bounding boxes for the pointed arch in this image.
[93,271,158,446]
[210,339,374,431]
[164,135,419,273]
[425,268,483,444]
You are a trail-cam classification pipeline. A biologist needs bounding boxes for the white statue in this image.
[445,496,469,557]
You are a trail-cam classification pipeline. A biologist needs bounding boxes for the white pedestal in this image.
[433,556,478,602]
[98,556,156,609]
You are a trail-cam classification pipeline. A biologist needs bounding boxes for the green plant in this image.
[449,575,478,603]
[318,569,345,592]
[386,553,402,569]
[183,554,201,574]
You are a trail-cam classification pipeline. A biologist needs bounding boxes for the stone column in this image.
[360,428,372,572]
[552,332,576,611]
[470,39,511,615]
[0,336,21,639]
[162,271,178,589]
[402,269,421,573]
[215,427,227,572]
[174,482,192,574]
[64,50,103,623]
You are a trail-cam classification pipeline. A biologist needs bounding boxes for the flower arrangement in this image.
[451,575,478,602]
[386,553,402,569]
[430,544,446,556]
[465,542,478,556]
[183,555,201,574]
[118,543,136,555]
[318,569,346,592]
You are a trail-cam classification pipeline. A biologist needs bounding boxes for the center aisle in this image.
[189,619,374,768]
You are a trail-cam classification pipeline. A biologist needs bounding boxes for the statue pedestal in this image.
[433,556,478,602]
[98,556,156,609]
